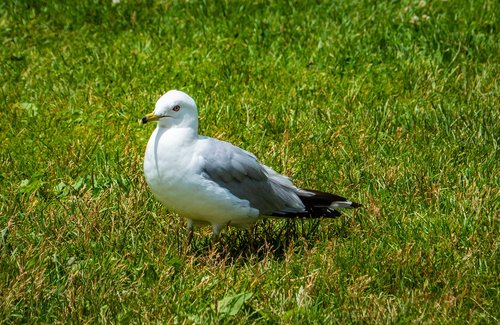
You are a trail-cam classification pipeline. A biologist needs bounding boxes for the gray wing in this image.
[197,137,305,215]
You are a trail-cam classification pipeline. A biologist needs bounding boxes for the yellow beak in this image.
[138,112,159,125]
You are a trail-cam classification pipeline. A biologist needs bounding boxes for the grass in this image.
[1,0,498,323]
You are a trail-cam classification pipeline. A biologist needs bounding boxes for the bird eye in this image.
[172,105,181,112]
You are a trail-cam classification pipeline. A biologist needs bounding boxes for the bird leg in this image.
[186,219,194,246]
[178,219,194,254]
[211,224,223,242]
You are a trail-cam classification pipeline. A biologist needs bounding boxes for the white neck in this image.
[157,117,198,132]
[155,124,198,141]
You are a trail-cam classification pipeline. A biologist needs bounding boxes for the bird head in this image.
[139,90,198,130]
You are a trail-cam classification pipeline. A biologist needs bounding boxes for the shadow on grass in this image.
[186,217,355,263]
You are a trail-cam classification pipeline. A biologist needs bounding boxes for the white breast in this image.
[143,127,259,227]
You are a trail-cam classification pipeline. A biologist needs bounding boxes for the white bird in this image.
[140,90,361,241]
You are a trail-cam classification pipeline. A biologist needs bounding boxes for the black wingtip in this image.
[271,208,341,219]
[300,189,363,209]
[350,202,363,208]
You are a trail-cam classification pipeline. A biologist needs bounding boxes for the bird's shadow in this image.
[182,217,355,264]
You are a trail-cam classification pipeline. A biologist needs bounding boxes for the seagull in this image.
[140,90,361,241]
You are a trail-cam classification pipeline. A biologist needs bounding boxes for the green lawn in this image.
[1,0,498,323]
